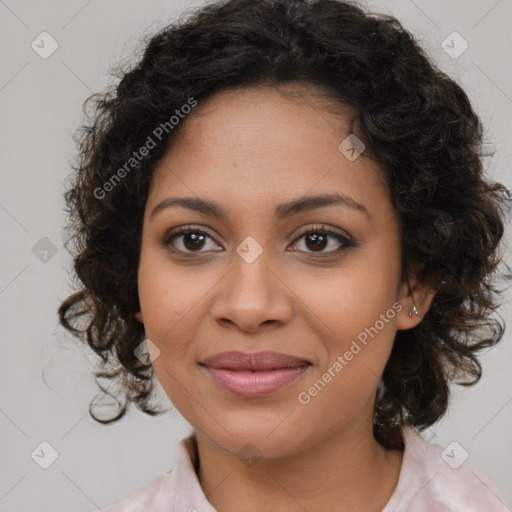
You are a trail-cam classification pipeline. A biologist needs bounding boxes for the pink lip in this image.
[200,350,311,397]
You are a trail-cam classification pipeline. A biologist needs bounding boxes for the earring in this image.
[409,304,422,319]
[406,275,423,320]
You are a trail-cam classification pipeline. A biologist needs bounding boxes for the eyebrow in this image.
[150,192,371,221]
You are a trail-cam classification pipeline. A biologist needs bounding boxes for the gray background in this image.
[0,0,511,510]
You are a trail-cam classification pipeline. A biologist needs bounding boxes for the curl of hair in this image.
[58,0,511,448]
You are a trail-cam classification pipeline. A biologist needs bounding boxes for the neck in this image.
[194,417,404,512]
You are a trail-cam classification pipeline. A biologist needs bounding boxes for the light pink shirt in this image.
[100,426,509,511]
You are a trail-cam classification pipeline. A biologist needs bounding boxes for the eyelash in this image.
[161,224,355,257]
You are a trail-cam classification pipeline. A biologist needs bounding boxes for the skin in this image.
[135,84,435,512]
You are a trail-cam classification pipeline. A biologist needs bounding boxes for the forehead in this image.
[166,83,357,158]
[148,85,391,223]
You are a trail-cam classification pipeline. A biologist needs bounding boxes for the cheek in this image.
[291,250,400,410]
[136,249,214,394]
[293,257,400,350]
[295,299,398,433]
[137,247,209,342]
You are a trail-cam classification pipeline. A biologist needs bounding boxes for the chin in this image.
[196,413,312,460]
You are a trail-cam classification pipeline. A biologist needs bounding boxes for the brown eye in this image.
[302,232,329,251]
[180,232,207,251]
[291,225,354,255]
[161,226,221,254]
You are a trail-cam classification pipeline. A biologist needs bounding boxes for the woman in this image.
[58,0,510,510]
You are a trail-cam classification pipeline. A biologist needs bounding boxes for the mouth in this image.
[199,350,312,397]
[200,350,311,370]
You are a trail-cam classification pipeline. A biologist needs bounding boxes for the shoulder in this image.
[98,433,205,512]
[389,427,509,511]
[100,469,176,512]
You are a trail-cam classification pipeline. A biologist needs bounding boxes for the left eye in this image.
[291,227,353,255]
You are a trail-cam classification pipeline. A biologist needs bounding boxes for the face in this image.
[135,84,429,458]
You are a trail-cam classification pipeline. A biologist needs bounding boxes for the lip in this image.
[200,350,312,398]
[201,350,311,370]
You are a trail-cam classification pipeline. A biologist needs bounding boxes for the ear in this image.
[395,272,436,331]
[135,311,144,323]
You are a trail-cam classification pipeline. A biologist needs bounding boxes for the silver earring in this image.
[406,276,422,320]
[409,304,421,318]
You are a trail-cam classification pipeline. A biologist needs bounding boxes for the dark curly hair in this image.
[58,0,511,450]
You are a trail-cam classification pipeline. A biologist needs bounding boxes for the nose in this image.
[210,248,294,334]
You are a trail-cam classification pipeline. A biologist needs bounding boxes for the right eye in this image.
[161,225,223,254]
